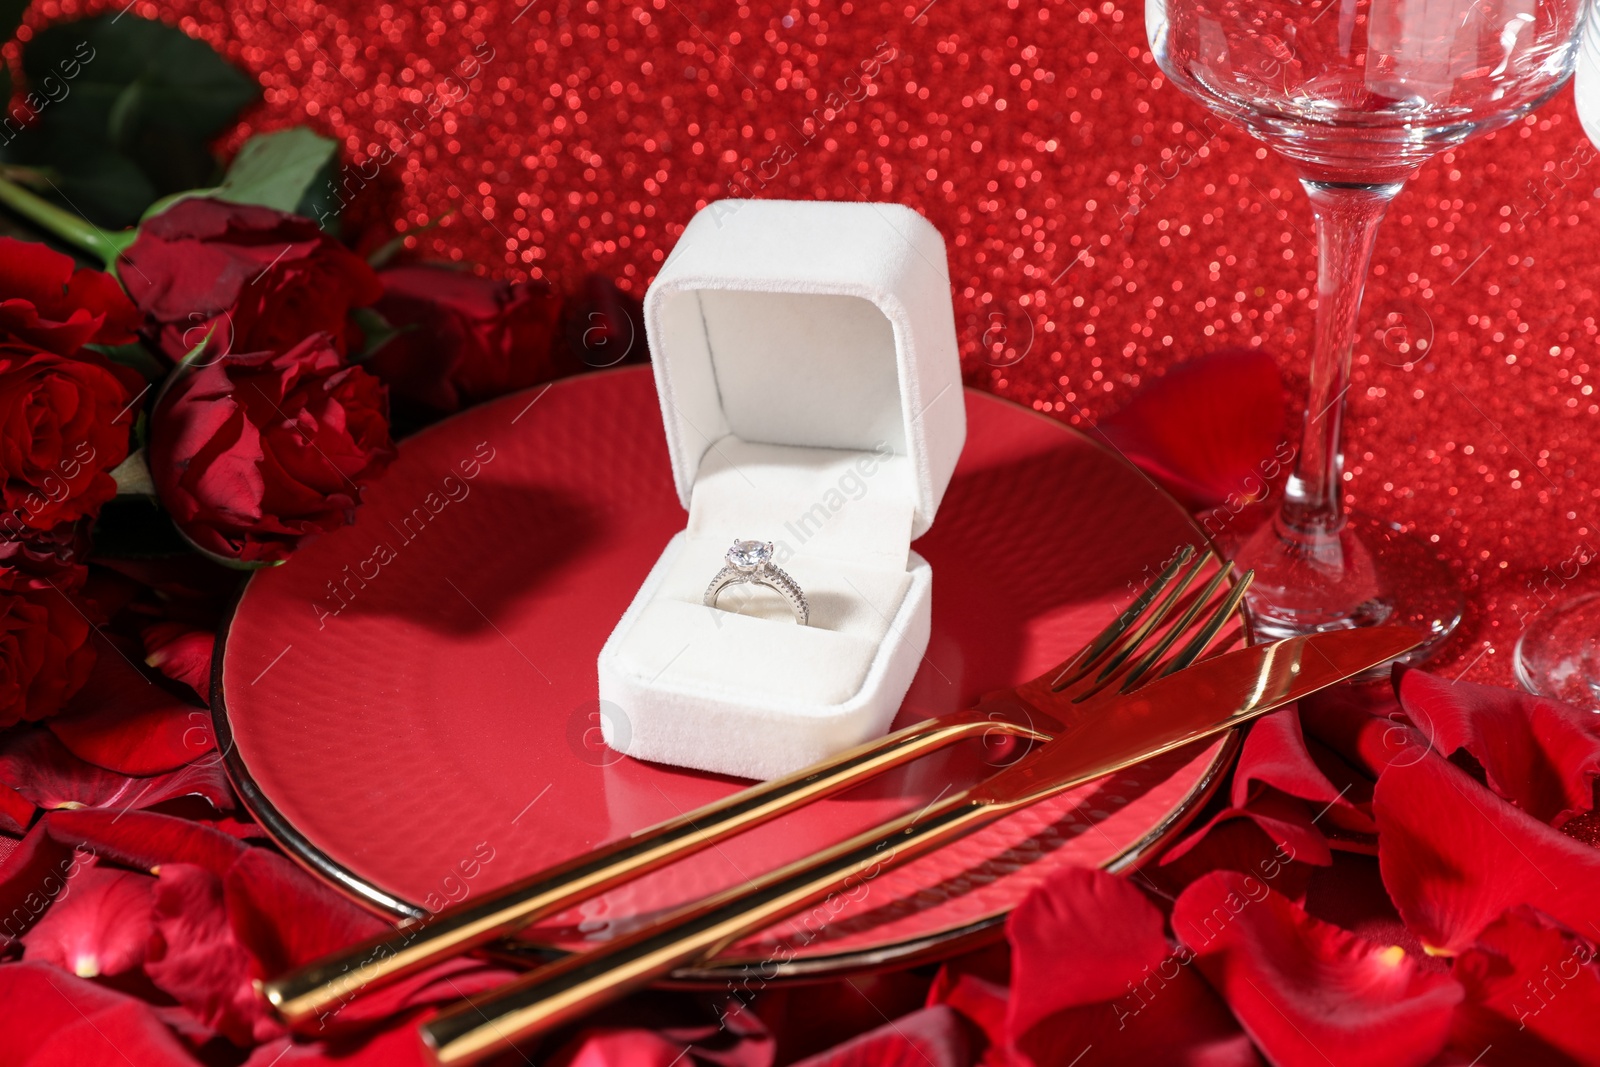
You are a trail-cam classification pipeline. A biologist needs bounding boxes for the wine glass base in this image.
[1514,592,1600,711]
[1234,511,1464,678]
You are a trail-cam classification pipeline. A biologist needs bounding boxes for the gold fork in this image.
[263,543,1243,1028]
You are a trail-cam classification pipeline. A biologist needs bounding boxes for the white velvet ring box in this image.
[597,199,966,781]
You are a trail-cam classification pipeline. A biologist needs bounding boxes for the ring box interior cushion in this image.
[597,199,966,780]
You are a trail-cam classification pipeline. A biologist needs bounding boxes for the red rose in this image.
[0,240,140,536]
[0,565,96,728]
[120,198,382,361]
[368,264,563,412]
[148,333,395,563]
[0,237,140,355]
[0,341,138,533]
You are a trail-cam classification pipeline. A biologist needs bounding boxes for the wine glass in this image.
[1515,2,1600,708]
[1147,0,1586,659]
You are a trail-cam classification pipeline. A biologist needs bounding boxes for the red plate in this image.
[215,366,1232,978]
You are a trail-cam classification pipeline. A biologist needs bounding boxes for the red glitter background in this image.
[26,0,1600,684]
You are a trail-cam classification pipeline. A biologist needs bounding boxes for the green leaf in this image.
[350,306,405,361]
[22,16,258,142]
[214,127,337,213]
[2,15,258,226]
[87,340,166,383]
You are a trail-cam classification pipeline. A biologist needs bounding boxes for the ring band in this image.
[704,539,809,625]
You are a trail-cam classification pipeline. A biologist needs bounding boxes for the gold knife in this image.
[419,623,1420,1065]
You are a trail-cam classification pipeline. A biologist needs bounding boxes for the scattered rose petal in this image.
[0,777,35,834]
[1297,682,1409,781]
[222,847,385,974]
[0,822,84,946]
[48,652,214,775]
[243,1023,437,1066]
[927,966,1008,1051]
[21,859,155,978]
[1152,789,1326,901]
[1374,749,1600,956]
[1173,871,1462,1067]
[0,728,231,814]
[788,1006,972,1067]
[44,808,248,877]
[0,960,203,1066]
[145,861,275,1046]
[1099,348,1287,512]
[1448,906,1600,1064]
[1007,867,1259,1066]
[140,624,216,705]
[1397,669,1600,828]
[1232,709,1375,834]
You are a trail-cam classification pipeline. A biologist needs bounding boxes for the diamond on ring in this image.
[704,539,809,625]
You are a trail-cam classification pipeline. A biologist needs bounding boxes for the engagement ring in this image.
[704,540,809,625]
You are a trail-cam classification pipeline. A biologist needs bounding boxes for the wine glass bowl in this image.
[1150,0,1586,183]
[1145,0,1586,659]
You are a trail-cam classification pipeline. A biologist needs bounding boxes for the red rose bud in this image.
[0,565,96,729]
[120,198,382,362]
[369,264,563,413]
[148,334,396,564]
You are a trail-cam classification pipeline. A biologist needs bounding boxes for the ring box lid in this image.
[643,199,965,540]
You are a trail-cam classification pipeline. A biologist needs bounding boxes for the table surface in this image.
[42,0,1600,686]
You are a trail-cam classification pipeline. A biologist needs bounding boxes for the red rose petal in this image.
[1007,867,1171,1036]
[48,651,214,775]
[145,860,277,1046]
[549,1028,712,1067]
[1300,854,1424,961]
[21,860,155,978]
[927,968,1009,1052]
[1152,790,1327,900]
[1298,682,1410,781]
[43,808,248,877]
[1173,871,1462,1067]
[0,237,139,354]
[1374,749,1600,956]
[0,778,35,834]
[1448,906,1600,1064]
[242,1022,437,1067]
[1099,348,1288,512]
[1397,669,1600,827]
[0,822,82,946]
[0,728,231,814]
[786,1006,972,1067]
[1232,709,1375,834]
[140,624,216,705]
[222,847,386,975]
[0,960,203,1066]
[1007,867,1259,1066]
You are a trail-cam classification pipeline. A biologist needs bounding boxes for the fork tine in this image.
[1043,543,1196,694]
[1069,558,1247,705]
[1156,569,1254,678]
[1116,561,1236,692]
[1048,542,1196,690]
[1087,549,1214,684]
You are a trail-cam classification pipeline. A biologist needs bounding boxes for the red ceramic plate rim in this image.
[208,373,1243,982]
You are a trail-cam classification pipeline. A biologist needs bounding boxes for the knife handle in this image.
[418,796,998,1066]
[260,707,1038,1029]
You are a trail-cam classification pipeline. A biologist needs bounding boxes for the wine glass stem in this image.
[1278,179,1405,539]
